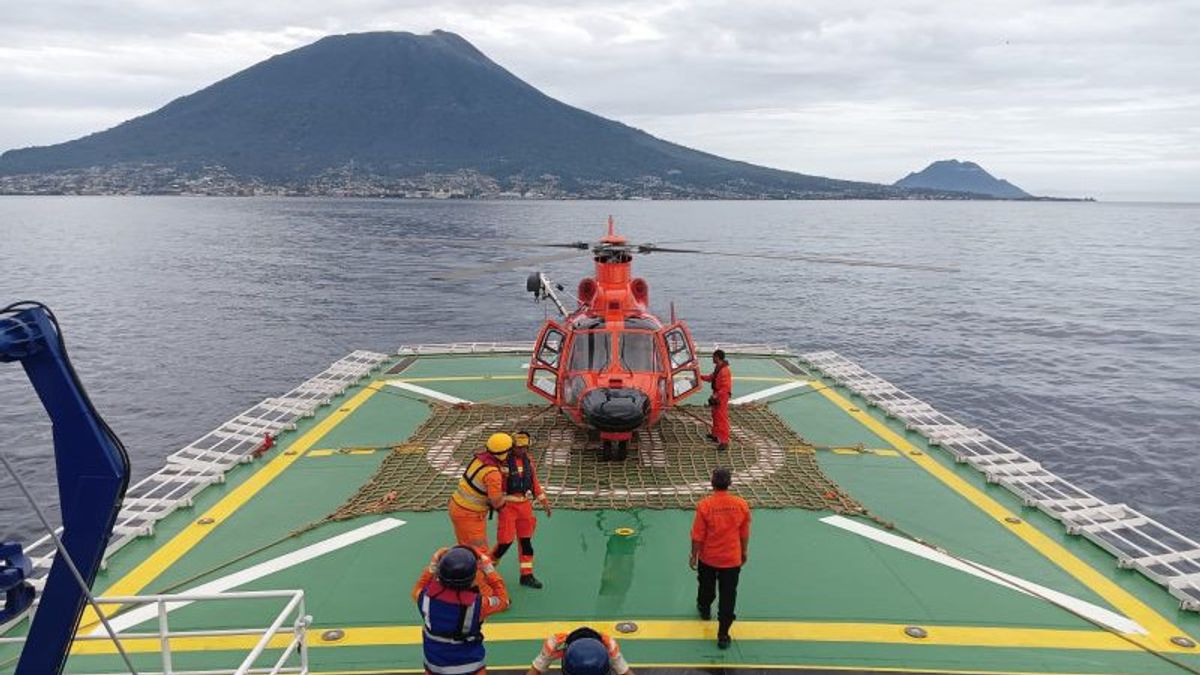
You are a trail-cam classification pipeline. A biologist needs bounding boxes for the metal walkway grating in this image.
[801,349,1200,612]
[21,349,390,591]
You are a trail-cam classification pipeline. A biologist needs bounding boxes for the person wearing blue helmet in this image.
[526,626,633,675]
[413,545,510,674]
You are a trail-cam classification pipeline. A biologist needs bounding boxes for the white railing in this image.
[801,349,1200,612]
[20,350,389,591]
[397,341,793,356]
[0,589,310,675]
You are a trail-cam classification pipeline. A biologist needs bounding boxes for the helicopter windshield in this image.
[568,331,611,371]
[619,332,660,372]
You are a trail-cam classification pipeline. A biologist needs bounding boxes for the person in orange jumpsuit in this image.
[412,545,510,674]
[449,433,513,551]
[690,467,751,650]
[700,349,732,451]
[492,431,552,589]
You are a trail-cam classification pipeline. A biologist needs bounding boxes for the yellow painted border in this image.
[810,381,1188,650]
[78,381,385,627]
[69,619,1198,656]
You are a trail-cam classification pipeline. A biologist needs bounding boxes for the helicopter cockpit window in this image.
[624,315,659,330]
[619,332,659,372]
[536,328,565,368]
[568,331,611,371]
[664,328,693,369]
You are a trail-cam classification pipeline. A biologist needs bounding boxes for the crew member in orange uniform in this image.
[413,545,510,675]
[449,433,513,551]
[690,467,751,650]
[492,431,552,589]
[700,349,732,451]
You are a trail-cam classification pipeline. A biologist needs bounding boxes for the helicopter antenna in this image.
[607,215,615,238]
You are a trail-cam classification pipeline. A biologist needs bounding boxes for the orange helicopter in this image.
[425,216,954,461]
[524,218,704,460]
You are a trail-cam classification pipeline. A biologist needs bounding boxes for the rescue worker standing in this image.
[413,545,510,675]
[492,430,552,589]
[449,433,513,551]
[526,627,634,675]
[700,349,732,452]
[689,467,751,650]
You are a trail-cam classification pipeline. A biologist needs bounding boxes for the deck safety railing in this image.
[396,341,792,356]
[0,589,310,675]
[19,350,389,596]
[801,349,1200,612]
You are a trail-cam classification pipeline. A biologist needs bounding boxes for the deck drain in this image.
[321,629,345,642]
[909,451,923,456]
[196,517,215,526]
[1171,636,1196,648]
[284,450,297,455]
[904,626,928,639]
[614,621,638,634]
[614,527,636,537]
[1004,517,1023,524]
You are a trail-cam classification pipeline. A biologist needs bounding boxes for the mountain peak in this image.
[894,159,1031,199]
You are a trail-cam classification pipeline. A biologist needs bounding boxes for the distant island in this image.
[0,31,1070,200]
[895,159,1030,198]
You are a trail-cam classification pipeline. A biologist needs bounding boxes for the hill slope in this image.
[894,159,1031,198]
[0,31,899,198]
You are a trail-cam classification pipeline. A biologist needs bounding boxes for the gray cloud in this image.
[1,0,1196,199]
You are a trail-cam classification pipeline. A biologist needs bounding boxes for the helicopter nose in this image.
[580,387,649,433]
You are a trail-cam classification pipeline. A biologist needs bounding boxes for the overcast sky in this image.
[2,0,1197,200]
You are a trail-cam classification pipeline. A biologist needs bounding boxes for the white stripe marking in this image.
[387,380,473,404]
[731,381,807,405]
[821,515,1146,635]
[97,517,406,635]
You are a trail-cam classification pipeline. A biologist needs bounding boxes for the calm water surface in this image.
[1,197,1197,543]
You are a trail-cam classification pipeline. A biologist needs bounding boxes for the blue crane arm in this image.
[0,303,130,675]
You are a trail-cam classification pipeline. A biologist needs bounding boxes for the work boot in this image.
[716,443,728,452]
[706,433,718,443]
[520,574,544,589]
[717,633,731,649]
[697,604,711,620]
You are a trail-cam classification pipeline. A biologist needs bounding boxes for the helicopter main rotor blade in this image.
[396,236,590,250]
[637,244,957,273]
[430,250,587,282]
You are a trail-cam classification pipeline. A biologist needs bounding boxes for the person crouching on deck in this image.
[493,430,552,589]
[449,433,513,551]
[413,545,510,675]
[527,626,634,675]
[700,349,732,452]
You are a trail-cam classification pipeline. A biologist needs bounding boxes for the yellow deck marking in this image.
[307,449,335,457]
[349,448,376,455]
[833,448,861,455]
[811,381,1186,648]
[69,619,1197,655]
[873,449,901,457]
[79,381,384,626]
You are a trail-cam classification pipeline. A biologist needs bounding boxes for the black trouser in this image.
[697,561,741,635]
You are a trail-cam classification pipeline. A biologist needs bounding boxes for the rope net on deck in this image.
[330,404,861,519]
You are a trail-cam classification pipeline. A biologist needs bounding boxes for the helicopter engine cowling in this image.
[579,387,649,433]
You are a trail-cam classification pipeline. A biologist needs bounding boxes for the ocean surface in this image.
[1,197,1197,546]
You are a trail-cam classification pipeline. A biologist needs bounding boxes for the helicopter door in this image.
[528,322,566,402]
[663,323,702,402]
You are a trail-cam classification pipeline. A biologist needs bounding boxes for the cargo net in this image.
[331,404,861,518]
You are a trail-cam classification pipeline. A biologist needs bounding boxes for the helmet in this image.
[486,432,514,455]
[437,546,477,589]
[562,637,610,675]
[513,430,531,448]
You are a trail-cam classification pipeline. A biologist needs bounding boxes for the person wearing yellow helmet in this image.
[493,430,552,589]
[449,432,513,551]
